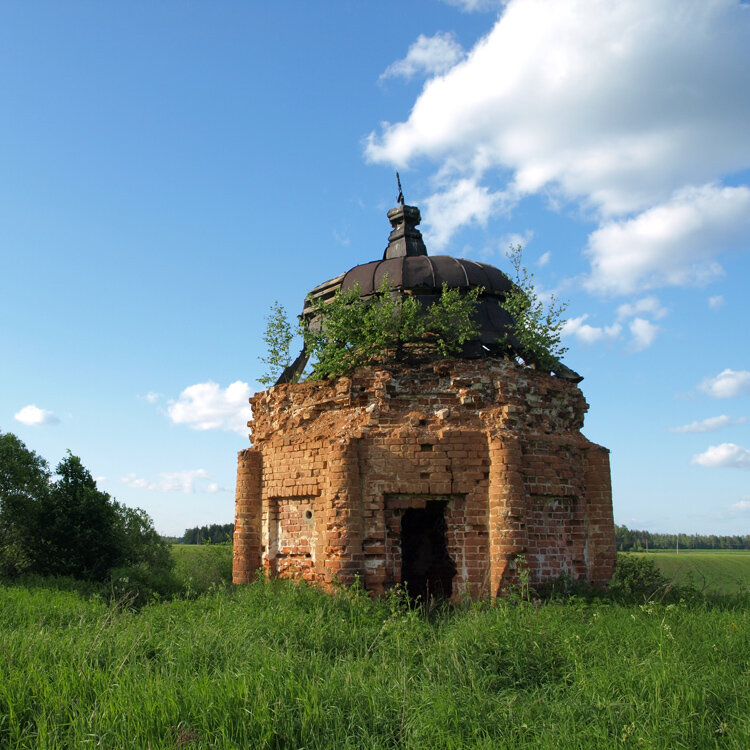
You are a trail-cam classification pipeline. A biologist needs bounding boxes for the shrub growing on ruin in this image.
[259,245,570,385]
[258,300,297,386]
[499,244,568,371]
[302,279,482,379]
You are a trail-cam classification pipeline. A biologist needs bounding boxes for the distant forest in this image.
[178,522,749,550]
[616,524,750,551]
[181,523,234,545]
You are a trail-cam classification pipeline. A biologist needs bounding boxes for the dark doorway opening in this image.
[401,501,456,601]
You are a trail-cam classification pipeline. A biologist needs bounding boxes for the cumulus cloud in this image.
[381,32,465,80]
[421,178,512,250]
[366,0,750,290]
[168,381,253,434]
[561,315,621,345]
[13,404,60,426]
[669,415,740,434]
[699,369,750,399]
[616,296,667,322]
[584,184,750,295]
[732,499,750,511]
[628,318,659,352]
[563,293,669,350]
[692,443,750,470]
[708,295,725,310]
[121,469,226,494]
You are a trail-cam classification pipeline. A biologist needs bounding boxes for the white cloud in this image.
[421,178,512,250]
[13,404,60,426]
[584,184,750,295]
[167,380,253,434]
[628,317,659,351]
[561,314,621,345]
[699,369,750,399]
[443,0,504,11]
[708,295,725,309]
[499,230,533,250]
[365,0,750,288]
[121,469,225,494]
[669,415,735,434]
[732,499,750,511]
[692,443,750,470]
[562,293,667,350]
[616,296,667,322]
[145,391,161,404]
[537,251,550,267]
[381,32,465,81]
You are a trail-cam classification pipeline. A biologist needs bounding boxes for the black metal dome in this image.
[303,254,516,358]
[341,254,513,298]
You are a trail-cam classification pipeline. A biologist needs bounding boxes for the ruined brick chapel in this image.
[233,197,616,600]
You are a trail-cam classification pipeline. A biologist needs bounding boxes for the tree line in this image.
[616,524,750,551]
[181,523,234,545]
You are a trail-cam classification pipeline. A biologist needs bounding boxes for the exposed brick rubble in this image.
[233,358,616,599]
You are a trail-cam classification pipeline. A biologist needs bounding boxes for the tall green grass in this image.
[171,543,233,596]
[1,578,748,748]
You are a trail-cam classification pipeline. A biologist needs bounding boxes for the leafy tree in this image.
[258,301,296,386]
[34,452,123,580]
[0,434,174,585]
[500,244,568,371]
[0,433,50,576]
[302,279,482,380]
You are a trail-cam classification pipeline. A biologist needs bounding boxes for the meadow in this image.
[631,550,750,595]
[1,549,748,749]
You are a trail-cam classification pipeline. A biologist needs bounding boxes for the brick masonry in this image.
[233,358,616,598]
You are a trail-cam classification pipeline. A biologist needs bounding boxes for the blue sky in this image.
[2,0,749,537]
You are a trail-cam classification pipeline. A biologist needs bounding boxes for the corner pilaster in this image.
[488,434,528,595]
[233,448,262,584]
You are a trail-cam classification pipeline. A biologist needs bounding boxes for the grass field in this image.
[1,548,748,747]
[631,550,750,595]
[1,574,749,748]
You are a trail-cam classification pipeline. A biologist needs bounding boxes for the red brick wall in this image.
[234,359,616,597]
